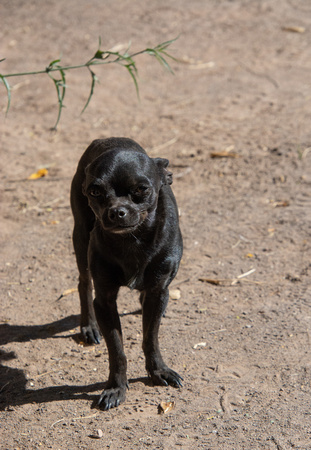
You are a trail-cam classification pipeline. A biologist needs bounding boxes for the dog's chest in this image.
[119,253,147,290]
[125,265,140,290]
[94,228,156,290]
[106,239,150,290]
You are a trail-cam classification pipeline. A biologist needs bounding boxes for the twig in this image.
[239,61,279,88]
[301,147,311,159]
[199,269,260,286]
[32,369,62,379]
[51,413,98,428]
[0,381,10,393]
[170,277,190,288]
[0,37,178,129]
[149,135,179,153]
[57,287,78,301]
[232,239,241,249]
[237,268,256,279]
[175,167,192,178]
[208,328,227,334]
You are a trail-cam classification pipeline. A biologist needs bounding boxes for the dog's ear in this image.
[82,165,90,196]
[154,158,173,185]
[82,180,87,196]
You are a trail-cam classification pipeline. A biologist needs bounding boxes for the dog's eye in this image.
[89,189,101,197]
[134,185,148,195]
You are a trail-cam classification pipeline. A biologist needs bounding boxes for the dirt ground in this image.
[1,0,311,448]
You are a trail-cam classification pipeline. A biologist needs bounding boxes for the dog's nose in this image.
[108,206,128,223]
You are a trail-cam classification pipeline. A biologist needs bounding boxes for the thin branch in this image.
[0,37,178,129]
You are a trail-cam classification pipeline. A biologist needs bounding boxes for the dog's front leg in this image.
[141,287,183,388]
[73,225,101,344]
[93,288,128,410]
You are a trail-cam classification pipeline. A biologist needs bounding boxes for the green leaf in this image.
[47,59,62,72]
[47,68,66,129]
[145,47,174,74]
[125,63,139,98]
[0,74,11,115]
[93,50,109,60]
[81,68,98,114]
[154,36,179,51]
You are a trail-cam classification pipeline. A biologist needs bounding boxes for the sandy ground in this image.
[1,0,311,448]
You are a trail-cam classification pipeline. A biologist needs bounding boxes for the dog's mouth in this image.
[107,225,138,234]
[102,223,142,235]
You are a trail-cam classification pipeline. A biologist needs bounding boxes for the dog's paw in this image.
[81,323,101,344]
[149,366,183,388]
[97,385,127,411]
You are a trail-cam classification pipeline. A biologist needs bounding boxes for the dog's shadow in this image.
[0,314,150,411]
[0,310,142,346]
[0,314,81,346]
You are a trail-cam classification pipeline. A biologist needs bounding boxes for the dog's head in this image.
[83,148,172,234]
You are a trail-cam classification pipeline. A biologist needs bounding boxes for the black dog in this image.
[70,138,183,410]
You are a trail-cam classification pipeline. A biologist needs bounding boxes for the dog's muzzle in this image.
[108,206,128,224]
[101,205,147,233]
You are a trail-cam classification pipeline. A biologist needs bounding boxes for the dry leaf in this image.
[282,26,305,33]
[108,43,128,53]
[268,228,275,237]
[273,200,289,208]
[210,151,240,159]
[27,168,48,180]
[188,61,215,70]
[158,401,175,415]
[57,287,78,301]
[62,287,78,297]
[178,56,215,69]
[199,278,221,285]
[245,253,255,258]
